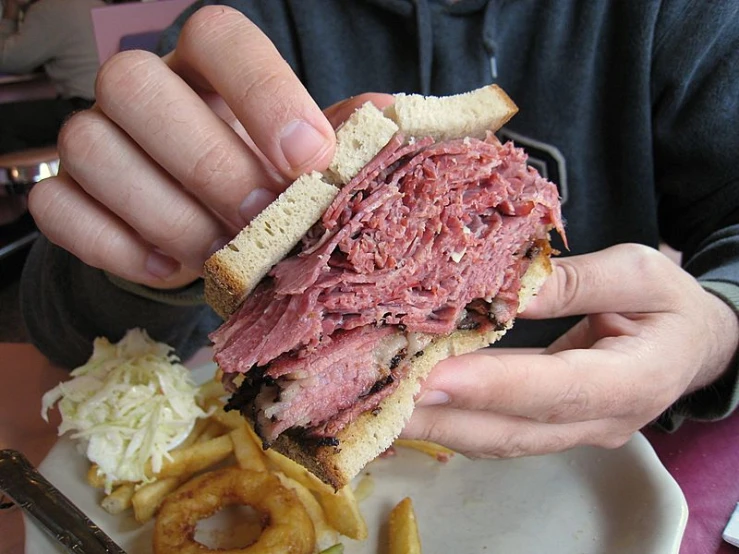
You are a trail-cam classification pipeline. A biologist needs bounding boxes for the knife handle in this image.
[0,449,126,554]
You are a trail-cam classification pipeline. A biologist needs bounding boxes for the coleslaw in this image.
[41,328,207,492]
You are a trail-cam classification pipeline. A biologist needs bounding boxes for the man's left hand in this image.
[402,243,738,458]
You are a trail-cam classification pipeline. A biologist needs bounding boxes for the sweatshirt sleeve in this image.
[20,236,222,369]
[651,1,739,428]
[0,1,63,74]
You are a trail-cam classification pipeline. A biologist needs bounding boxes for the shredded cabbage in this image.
[41,328,207,493]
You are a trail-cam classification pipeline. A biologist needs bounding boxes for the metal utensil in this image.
[0,147,59,196]
[0,449,126,554]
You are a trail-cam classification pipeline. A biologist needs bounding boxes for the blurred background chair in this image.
[0,145,58,284]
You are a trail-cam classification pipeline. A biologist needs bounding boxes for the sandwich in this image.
[204,85,565,490]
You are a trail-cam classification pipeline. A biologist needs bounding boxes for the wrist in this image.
[688,286,739,392]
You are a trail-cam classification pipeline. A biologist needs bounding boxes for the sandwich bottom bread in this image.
[204,85,565,490]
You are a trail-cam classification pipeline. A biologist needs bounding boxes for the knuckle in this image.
[27,177,58,223]
[95,50,160,109]
[620,243,666,279]
[410,409,457,453]
[235,70,292,115]
[179,5,247,54]
[617,243,685,302]
[595,432,631,450]
[148,202,201,249]
[57,111,107,173]
[75,220,118,270]
[187,141,239,193]
[415,414,446,445]
[554,259,581,313]
[488,430,532,459]
[542,381,592,423]
[482,423,537,458]
[587,419,634,450]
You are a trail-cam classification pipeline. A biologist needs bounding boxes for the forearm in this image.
[20,237,222,369]
[659,281,739,429]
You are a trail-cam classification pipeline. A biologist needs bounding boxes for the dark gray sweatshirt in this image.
[21,0,739,428]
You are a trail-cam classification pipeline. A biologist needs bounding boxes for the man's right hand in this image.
[29,6,390,290]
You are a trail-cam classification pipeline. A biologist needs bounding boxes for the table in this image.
[0,342,737,554]
[0,73,42,86]
[0,71,56,104]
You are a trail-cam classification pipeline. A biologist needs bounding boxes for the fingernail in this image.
[415,390,450,407]
[207,236,231,258]
[279,119,330,172]
[239,188,277,224]
[145,250,180,279]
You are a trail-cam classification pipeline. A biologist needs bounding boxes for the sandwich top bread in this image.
[204,85,564,489]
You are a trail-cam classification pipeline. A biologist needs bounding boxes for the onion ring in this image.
[153,467,315,554]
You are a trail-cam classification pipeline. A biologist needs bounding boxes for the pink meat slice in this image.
[211,133,564,441]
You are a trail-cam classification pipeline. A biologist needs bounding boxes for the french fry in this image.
[196,419,227,443]
[353,473,375,502]
[394,439,456,462]
[388,497,422,554]
[209,405,247,430]
[317,484,369,541]
[318,545,345,554]
[261,446,367,539]
[131,476,184,523]
[275,472,340,548]
[145,434,233,480]
[261,444,368,539]
[100,483,135,515]
[86,464,105,489]
[86,464,128,490]
[197,379,227,402]
[229,425,267,472]
[171,417,212,452]
[263,447,334,495]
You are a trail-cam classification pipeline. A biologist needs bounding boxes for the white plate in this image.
[26,363,688,554]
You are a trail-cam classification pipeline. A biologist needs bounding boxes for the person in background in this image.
[0,0,103,155]
[20,1,739,459]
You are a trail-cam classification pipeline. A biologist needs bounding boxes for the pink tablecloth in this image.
[644,411,739,554]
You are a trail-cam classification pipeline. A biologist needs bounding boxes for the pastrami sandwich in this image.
[204,85,565,489]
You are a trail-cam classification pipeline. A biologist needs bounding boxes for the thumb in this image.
[323,93,396,130]
[521,243,685,319]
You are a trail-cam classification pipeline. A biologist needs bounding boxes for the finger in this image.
[170,5,335,179]
[59,108,232,271]
[29,173,201,289]
[415,349,672,425]
[95,50,274,230]
[323,93,396,130]
[401,406,629,458]
[544,312,643,354]
[522,244,689,319]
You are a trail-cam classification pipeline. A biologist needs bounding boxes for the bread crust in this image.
[204,172,339,319]
[270,244,552,490]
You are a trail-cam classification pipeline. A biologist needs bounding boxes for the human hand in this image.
[28,6,392,289]
[402,244,739,458]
